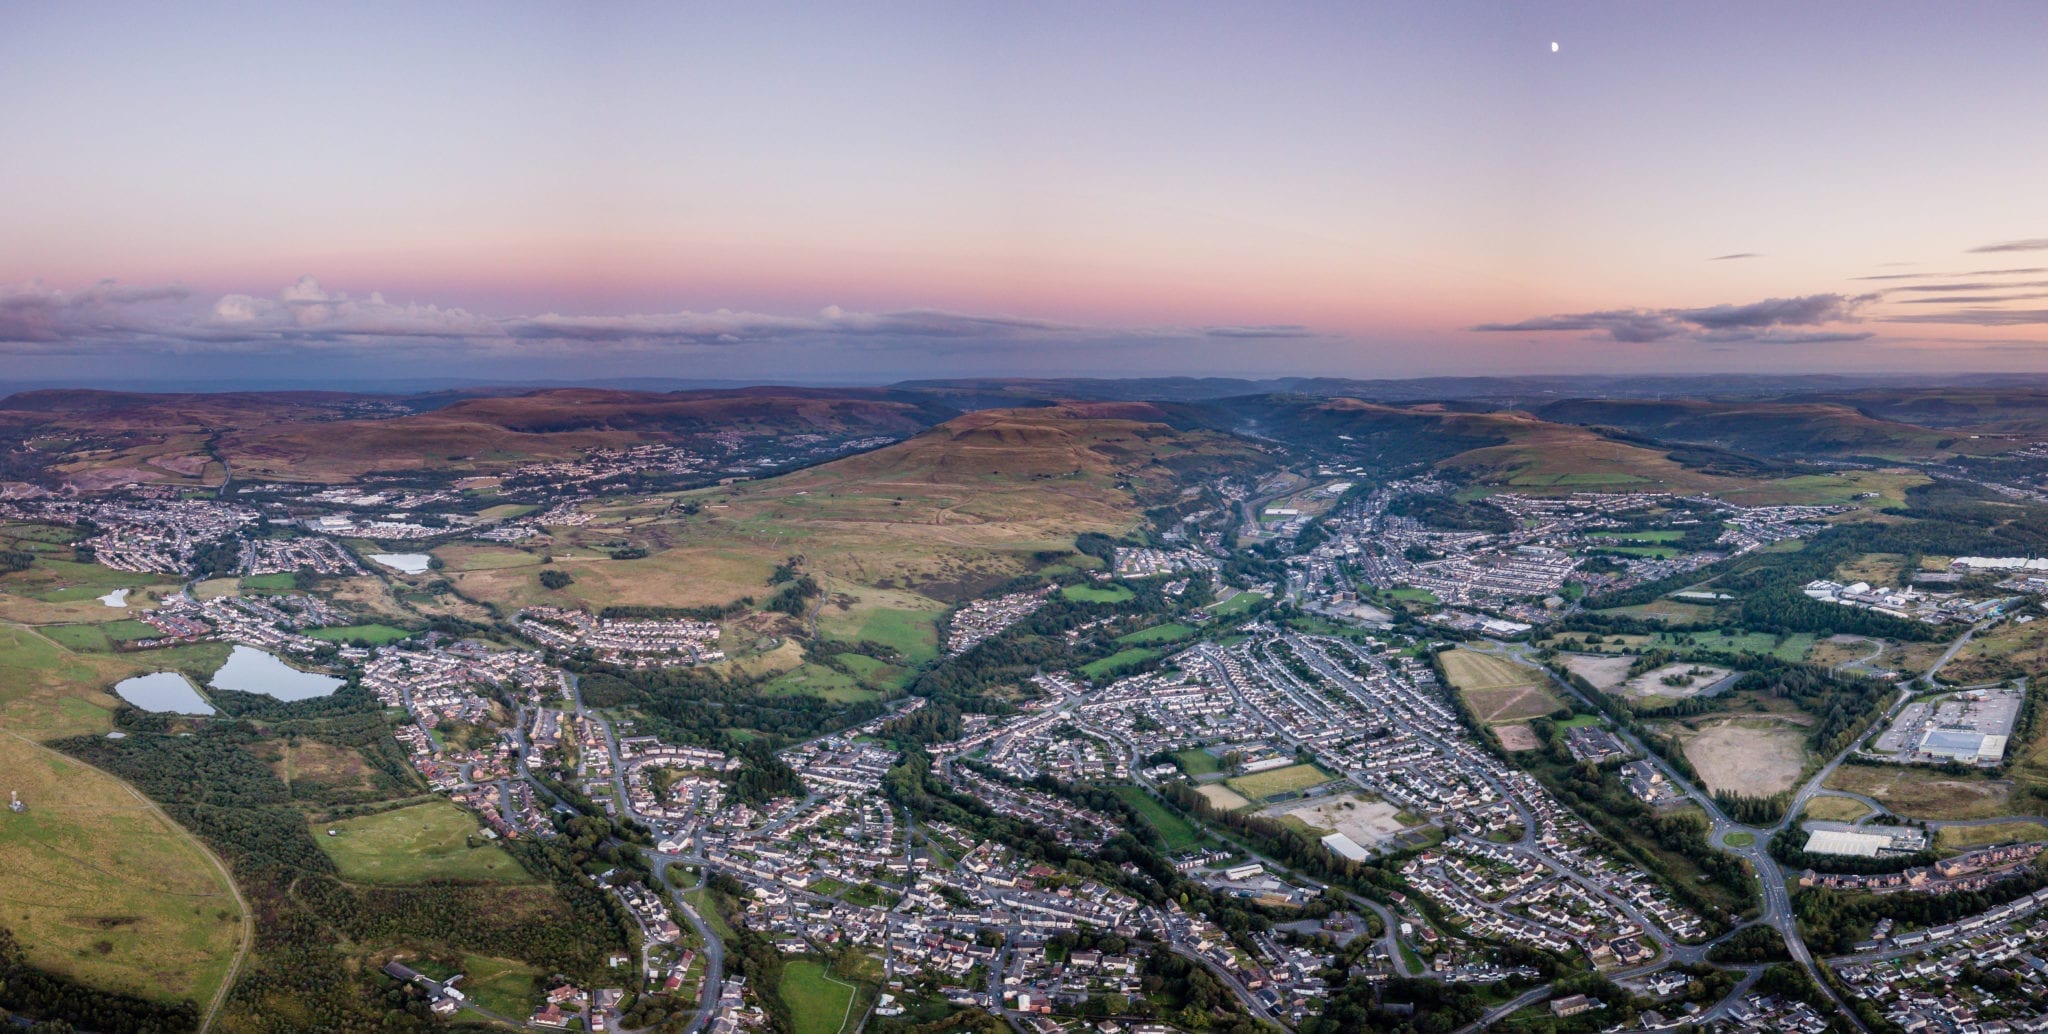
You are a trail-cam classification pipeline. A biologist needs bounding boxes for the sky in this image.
[5,1,2048,386]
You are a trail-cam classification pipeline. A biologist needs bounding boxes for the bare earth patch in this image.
[1677,718,1806,797]
[1465,683,1563,724]
[1560,652,1633,691]
[1621,663,1736,702]
[1197,784,1252,811]
[1496,724,1541,752]
[1264,792,1412,848]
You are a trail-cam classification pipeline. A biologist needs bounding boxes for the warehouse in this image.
[1804,830,1895,858]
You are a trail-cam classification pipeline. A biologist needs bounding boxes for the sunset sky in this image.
[6,2,2048,385]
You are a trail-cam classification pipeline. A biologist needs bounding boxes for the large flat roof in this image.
[1321,832,1371,861]
[1804,829,1893,858]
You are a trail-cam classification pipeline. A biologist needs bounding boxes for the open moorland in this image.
[0,733,243,1007]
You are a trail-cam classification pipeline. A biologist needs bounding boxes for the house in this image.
[1551,994,1596,1017]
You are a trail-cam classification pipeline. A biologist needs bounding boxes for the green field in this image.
[780,957,858,1034]
[309,623,415,645]
[1063,583,1135,604]
[1226,763,1334,801]
[1590,544,1680,559]
[241,572,297,591]
[1174,748,1223,776]
[1385,586,1439,604]
[312,800,534,884]
[761,663,883,702]
[1113,785,1203,851]
[1080,646,1160,680]
[1209,591,1266,617]
[38,619,159,652]
[1117,622,1194,645]
[1723,831,1756,847]
[833,651,909,690]
[849,606,939,663]
[1587,529,1685,543]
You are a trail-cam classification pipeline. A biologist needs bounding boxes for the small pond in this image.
[369,553,433,574]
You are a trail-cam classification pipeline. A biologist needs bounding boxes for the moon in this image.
[1551,41,1559,52]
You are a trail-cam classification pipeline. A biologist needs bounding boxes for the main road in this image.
[1480,639,1871,1031]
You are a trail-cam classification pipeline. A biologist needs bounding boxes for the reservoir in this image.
[209,645,344,701]
[99,588,130,607]
[370,553,433,574]
[114,671,215,714]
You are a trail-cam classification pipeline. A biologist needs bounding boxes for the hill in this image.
[0,387,965,486]
[1533,397,2007,460]
[447,402,1270,617]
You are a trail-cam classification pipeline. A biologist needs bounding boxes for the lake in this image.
[114,671,215,714]
[99,588,130,607]
[369,553,433,574]
[209,645,344,701]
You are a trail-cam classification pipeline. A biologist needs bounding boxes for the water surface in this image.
[114,671,215,714]
[369,553,432,574]
[209,645,344,701]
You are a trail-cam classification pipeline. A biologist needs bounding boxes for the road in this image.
[549,671,729,1033]
[1484,640,1870,1030]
